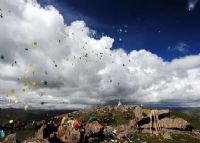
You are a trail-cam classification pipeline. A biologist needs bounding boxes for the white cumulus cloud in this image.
[0,0,200,109]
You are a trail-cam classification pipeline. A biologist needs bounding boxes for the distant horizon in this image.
[1,102,200,110]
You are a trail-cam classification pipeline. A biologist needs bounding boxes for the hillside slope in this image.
[0,105,200,143]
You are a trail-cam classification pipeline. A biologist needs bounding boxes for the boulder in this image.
[162,132,173,140]
[48,133,61,143]
[84,121,104,140]
[133,106,170,123]
[141,117,192,131]
[88,137,101,143]
[35,125,47,139]
[192,129,200,135]
[84,122,104,137]
[133,106,146,120]
[57,126,81,143]
[3,133,16,143]
[128,120,138,129]
[57,125,66,138]
[35,123,57,139]
[159,118,191,130]
[103,126,117,140]
[114,120,137,140]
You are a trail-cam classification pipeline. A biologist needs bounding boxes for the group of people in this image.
[60,116,81,129]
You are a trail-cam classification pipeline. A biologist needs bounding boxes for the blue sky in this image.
[38,0,200,61]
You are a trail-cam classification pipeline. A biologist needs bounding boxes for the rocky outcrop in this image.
[141,117,192,131]
[84,121,104,141]
[35,125,47,139]
[2,105,199,143]
[159,118,192,130]
[133,106,170,124]
[35,123,57,140]
[2,133,16,143]
[57,126,80,143]
[162,132,173,140]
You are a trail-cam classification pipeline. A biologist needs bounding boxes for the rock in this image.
[48,133,61,143]
[103,126,114,137]
[162,132,173,140]
[57,126,81,143]
[141,129,150,134]
[43,123,57,138]
[192,129,200,135]
[141,117,192,131]
[159,118,191,130]
[35,123,57,139]
[140,124,151,129]
[112,120,138,141]
[33,120,46,131]
[115,125,127,140]
[116,133,126,140]
[35,125,47,139]
[128,120,138,129]
[134,106,145,120]
[57,125,66,138]
[3,133,16,143]
[113,120,137,138]
[134,106,170,123]
[84,121,104,142]
[84,121,104,138]
[88,137,101,143]
[105,126,115,133]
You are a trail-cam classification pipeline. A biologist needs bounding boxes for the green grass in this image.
[1,107,200,142]
[104,133,200,143]
[16,128,35,142]
[128,133,200,143]
[112,110,134,126]
[77,110,134,126]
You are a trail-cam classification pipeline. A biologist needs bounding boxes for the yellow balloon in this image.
[28,64,33,69]
[15,98,19,104]
[30,80,36,86]
[10,89,15,94]
[9,120,14,124]
[24,105,29,111]
[33,41,38,46]
[23,82,28,87]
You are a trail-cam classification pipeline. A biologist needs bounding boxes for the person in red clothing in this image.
[72,120,81,129]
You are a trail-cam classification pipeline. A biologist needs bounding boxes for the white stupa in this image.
[118,98,122,106]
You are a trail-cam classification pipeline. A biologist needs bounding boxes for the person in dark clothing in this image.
[79,124,86,143]
[48,133,61,143]
[43,123,57,139]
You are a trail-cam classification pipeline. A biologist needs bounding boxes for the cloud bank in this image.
[0,0,200,109]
